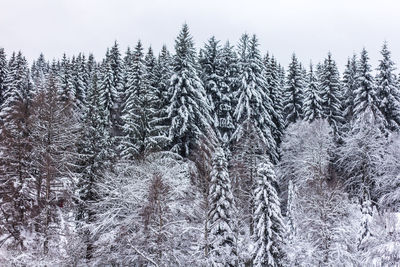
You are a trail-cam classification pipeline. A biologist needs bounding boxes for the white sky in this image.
[1,0,400,72]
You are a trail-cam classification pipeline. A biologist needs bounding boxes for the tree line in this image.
[1,24,400,266]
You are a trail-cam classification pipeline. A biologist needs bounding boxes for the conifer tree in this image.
[375,41,400,131]
[353,48,384,124]
[154,45,172,110]
[77,68,115,260]
[264,55,285,149]
[283,53,304,125]
[303,63,323,122]
[208,147,237,266]
[253,160,285,267]
[233,34,278,163]
[166,24,214,157]
[0,48,7,108]
[319,53,343,132]
[342,54,358,123]
[120,41,146,159]
[218,41,238,145]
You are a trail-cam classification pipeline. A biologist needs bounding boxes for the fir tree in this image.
[120,41,146,159]
[319,53,343,133]
[233,34,278,163]
[0,48,7,108]
[76,68,115,260]
[218,41,238,145]
[375,41,400,131]
[208,147,237,266]
[303,63,323,122]
[166,24,214,157]
[342,54,359,123]
[264,55,285,150]
[283,53,304,125]
[353,48,384,124]
[253,160,285,267]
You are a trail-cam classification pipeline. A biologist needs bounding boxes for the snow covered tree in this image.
[286,180,297,240]
[76,68,115,260]
[29,65,79,256]
[319,53,343,132]
[233,34,278,163]
[0,51,33,250]
[71,53,89,114]
[208,147,237,266]
[58,54,75,105]
[279,119,362,266]
[303,63,323,122]
[375,41,400,131]
[166,24,214,157]
[353,48,384,124]
[283,53,304,125]
[0,48,7,108]
[337,108,387,206]
[264,55,285,149]
[342,54,358,123]
[217,41,237,145]
[252,160,285,267]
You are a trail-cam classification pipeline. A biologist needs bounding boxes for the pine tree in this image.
[30,53,49,95]
[233,34,278,163]
[0,48,7,108]
[58,54,75,105]
[154,45,172,111]
[353,48,384,124]
[77,68,115,260]
[208,147,237,266]
[342,54,358,123]
[319,53,343,133]
[303,63,323,122]
[219,41,238,145]
[120,41,146,159]
[283,53,304,125]
[375,41,400,131]
[264,55,285,150]
[71,53,88,113]
[253,160,285,267]
[166,24,214,157]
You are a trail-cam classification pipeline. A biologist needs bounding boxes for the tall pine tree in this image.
[166,24,214,157]
[375,41,400,131]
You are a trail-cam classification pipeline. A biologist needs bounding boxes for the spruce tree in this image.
[342,54,358,123]
[264,55,285,149]
[253,160,285,267]
[375,41,400,131]
[283,53,304,125]
[353,48,384,123]
[233,34,278,163]
[303,63,323,122]
[0,48,7,108]
[120,41,146,159]
[208,147,237,266]
[319,53,343,132]
[77,68,114,260]
[166,24,214,157]
[58,54,76,108]
[218,41,238,145]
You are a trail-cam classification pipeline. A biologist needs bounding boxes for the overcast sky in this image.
[1,0,400,71]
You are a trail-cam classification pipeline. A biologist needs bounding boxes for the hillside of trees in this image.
[1,24,400,266]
